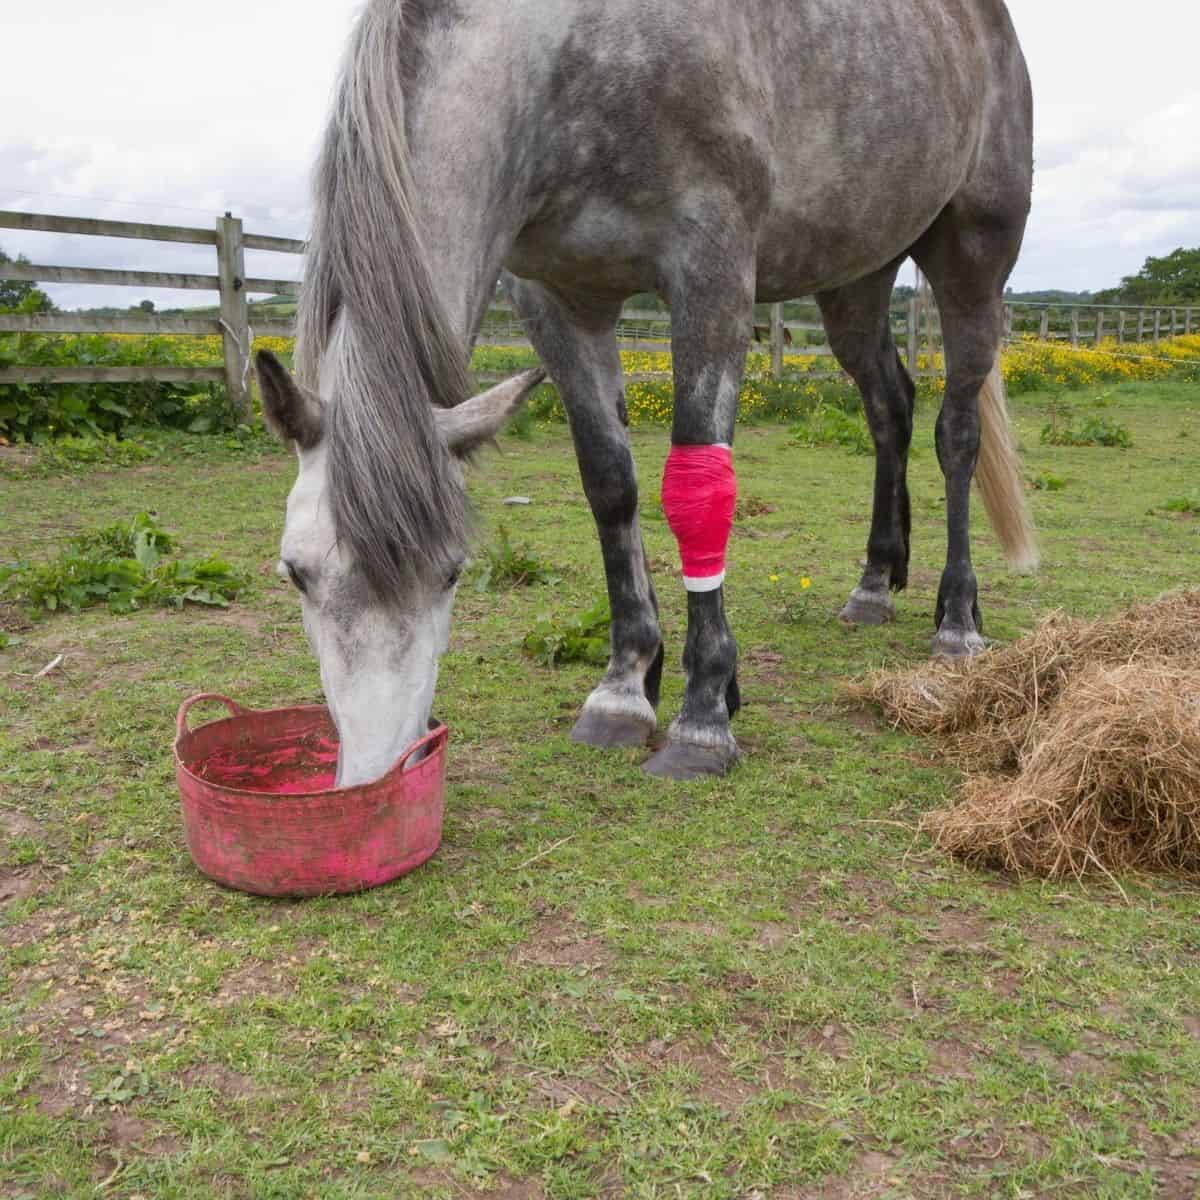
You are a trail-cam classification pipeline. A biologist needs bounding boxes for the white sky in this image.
[3,1,1198,310]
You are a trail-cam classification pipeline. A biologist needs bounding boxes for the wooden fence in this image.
[484,296,1197,379]
[0,210,303,419]
[1,208,1196,401]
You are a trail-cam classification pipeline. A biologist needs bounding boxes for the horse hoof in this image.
[931,628,986,658]
[839,587,895,626]
[571,709,655,749]
[642,740,738,781]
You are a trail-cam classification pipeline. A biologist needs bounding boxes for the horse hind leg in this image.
[816,264,915,627]
[913,199,1033,658]
[503,275,663,747]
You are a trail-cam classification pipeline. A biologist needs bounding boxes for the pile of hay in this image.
[850,590,1200,879]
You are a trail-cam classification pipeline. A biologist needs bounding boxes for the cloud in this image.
[2,137,310,308]
[2,0,1197,305]
[1013,90,1200,291]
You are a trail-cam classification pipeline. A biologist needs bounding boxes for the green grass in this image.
[1,379,1199,1198]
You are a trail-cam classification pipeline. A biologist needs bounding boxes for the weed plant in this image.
[470,525,561,591]
[0,511,244,615]
[523,597,611,666]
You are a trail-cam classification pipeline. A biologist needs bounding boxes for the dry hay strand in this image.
[921,661,1200,880]
[846,589,1200,771]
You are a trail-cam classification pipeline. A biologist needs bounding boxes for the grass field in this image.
[2,379,1199,1199]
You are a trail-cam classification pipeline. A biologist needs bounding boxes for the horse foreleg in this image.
[503,275,663,747]
[642,239,752,781]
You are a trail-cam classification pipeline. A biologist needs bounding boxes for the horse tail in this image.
[296,0,472,599]
[975,362,1039,572]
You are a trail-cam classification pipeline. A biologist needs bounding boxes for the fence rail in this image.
[2,366,225,385]
[1,207,1196,407]
[0,209,303,418]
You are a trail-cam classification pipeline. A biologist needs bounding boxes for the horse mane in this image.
[296,0,472,601]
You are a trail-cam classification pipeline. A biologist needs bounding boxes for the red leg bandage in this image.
[661,444,737,592]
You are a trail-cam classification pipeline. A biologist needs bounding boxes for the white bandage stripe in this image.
[682,571,726,593]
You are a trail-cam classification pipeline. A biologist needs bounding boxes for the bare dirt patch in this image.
[213,958,296,1006]
[986,969,1023,1000]
[642,1036,762,1111]
[31,1062,88,1118]
[104,1113,183,1156]
[777,1151,904,1199]
[488,1178,545,1200]
[928,1038,977,1081]
[1058,1050,1110,1079]
[178,1063,273,1102]
[206,607,269,635]
[446,737,513,789]
[919,906,995,948]
[840,707,884,736]
[535,1072,624,1114]
[1,808,44,842]
[741,646,791,690]
[802,1022,853,1060]
[758,922,794,949]
[0,869,41,904]
[513,912,614,970]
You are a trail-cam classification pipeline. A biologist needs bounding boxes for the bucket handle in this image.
[395,723,449,774]
[176,692,247,742]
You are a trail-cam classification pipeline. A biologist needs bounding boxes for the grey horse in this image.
[255,0,1037,784]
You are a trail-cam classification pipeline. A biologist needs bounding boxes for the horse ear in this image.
[435,367,547,458]
[255,351,323,449]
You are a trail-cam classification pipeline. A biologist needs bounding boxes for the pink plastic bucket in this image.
[173,693,446,897]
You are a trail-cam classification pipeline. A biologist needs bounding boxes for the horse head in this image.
[255,349,545,787]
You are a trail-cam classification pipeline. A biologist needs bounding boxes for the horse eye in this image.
[446,565,462,590]
[285,562,308,594]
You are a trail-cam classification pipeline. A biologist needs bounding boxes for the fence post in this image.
[215,213,250,422]
[1003,303,1013,345]
[1188,308,1194,336]
[906,297,918,370]
[769,302,785,380]
[1118,311,1126,343]
[1070,308,1079,348]
[1171,308,1178,337]
[924,295,937,367]
[1137,310,1146,342]
[1153,309,1161,345]
[1039,309,1049,341]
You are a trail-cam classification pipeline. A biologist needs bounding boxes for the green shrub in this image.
[0,333,237,440]
[1040,414,1133,448]
[1,511,245,615]
[1031,471,1068,491]
[789,402,874,455]
[524,599,611,667]
[1156,494,1200,514]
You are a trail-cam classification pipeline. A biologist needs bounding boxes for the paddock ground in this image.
[2,379,1199,1198]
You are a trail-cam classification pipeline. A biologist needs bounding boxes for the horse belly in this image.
[754,156,965,300]
[506,200,666,297]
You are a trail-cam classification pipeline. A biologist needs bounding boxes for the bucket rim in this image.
[173,692,448,800]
